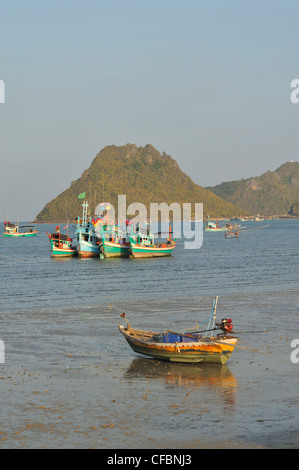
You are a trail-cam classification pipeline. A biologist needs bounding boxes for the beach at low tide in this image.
[0,220,298,448]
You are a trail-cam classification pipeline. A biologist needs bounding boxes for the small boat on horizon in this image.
[3,221,38,237]
[225,223,239,238]
[204,215,227,232]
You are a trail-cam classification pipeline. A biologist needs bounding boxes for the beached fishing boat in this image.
[46,227,77,258]
[3,221,38,237]
[75,201,100,258]
[118,297,238,364]
[129,223,176,258]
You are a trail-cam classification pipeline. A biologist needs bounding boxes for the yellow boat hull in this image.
[118,325,237,365]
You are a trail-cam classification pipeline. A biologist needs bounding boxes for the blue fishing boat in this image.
[75,201,101,258]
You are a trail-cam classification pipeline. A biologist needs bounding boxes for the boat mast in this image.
[205,296,218,337]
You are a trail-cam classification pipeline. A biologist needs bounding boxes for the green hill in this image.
[35,144,248,222]
[206,161,299,216]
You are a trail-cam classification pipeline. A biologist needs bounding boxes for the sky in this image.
[0,0,299,221]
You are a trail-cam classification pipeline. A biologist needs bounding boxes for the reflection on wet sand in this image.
[124,358,237,409]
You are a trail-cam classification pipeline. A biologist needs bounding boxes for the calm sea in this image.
[0,219,298,448]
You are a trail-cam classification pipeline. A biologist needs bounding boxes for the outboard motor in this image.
[218,318,234,334]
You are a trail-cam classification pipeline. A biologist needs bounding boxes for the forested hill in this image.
[35,144,248,222]
[206,161,299,216]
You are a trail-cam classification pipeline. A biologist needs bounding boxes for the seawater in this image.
[0,219,298,448]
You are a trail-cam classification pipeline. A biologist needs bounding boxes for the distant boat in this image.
[75,201,101,258]
[254,216,264,221]
[225,231,239,239]
[129,223,176,258]
[204,216,227,232]
[46,227,77,258]
[3,221,38,237]
[225,223,239,238]
[118,297,238,365]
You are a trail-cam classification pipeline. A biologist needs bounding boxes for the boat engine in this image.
[218,318,234,334]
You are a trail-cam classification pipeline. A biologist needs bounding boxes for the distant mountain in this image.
[206,162,299,216]
[35,144,247,222]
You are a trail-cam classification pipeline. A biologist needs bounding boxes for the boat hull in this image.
[130,242,175,258]
[3,231,38,237]
[76,239,99,258]
[118,325,237,365]
[50,243,77,258]
[101,240,130,258]
[78,248,99,258]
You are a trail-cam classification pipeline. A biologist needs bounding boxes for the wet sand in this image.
[0,293,298,449]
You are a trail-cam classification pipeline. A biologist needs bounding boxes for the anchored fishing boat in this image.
[129,223,176,258]
[46,226,77,258]
[204,216,227,232]
[3,221,38,237]
[99,225,130,258]
[75,201,100,258]
[118,297,238,364]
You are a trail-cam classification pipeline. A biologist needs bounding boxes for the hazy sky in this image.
[1,0,299,221]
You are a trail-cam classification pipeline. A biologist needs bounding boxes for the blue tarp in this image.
[162,333,198,343]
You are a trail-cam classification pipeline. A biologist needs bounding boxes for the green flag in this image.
[78,192,86,200]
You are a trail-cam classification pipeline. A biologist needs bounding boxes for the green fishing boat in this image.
[129,223,176,258]
[46,227,77,258]
[99,225,130,258]
[3,221,38,237]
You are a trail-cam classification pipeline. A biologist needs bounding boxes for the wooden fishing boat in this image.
[3,221,38,237]
[129,223,176,258]
[47,228,77,258]
[225,224,239,238]
[204,216,227,232]
[118,299,238,365]
[99,224,130,258]
[75,201,100,258]
[225,231,239,238]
